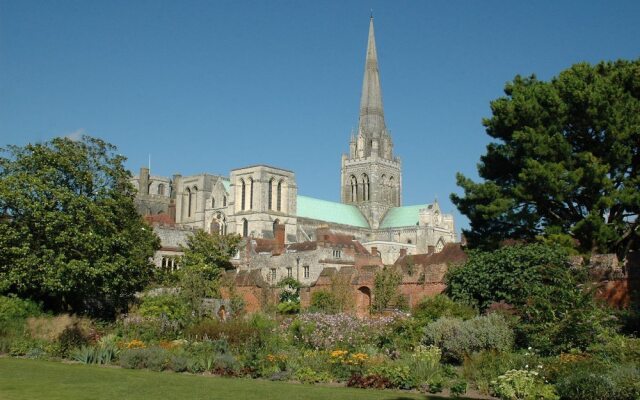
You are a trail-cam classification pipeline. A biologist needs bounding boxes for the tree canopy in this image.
[0,136,160,317]
[452,60,640,258]
[177,230,241,319]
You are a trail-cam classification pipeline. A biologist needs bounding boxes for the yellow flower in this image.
[126,339,146,349]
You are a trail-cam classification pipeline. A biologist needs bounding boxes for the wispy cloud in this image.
[64,128,86,141]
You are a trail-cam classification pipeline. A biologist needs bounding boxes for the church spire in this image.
[358,16,387,139]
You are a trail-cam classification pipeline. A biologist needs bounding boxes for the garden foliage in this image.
[0,136,160,317]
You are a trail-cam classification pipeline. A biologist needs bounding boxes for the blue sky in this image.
[1,1,639,234]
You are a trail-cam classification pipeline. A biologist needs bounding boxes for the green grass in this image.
[0,358,432,400]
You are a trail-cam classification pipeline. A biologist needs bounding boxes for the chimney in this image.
[399,248,407,258]
[273,223,286,255]
[139,167,150,195]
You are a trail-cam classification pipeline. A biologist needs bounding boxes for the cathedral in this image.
[132,18,457,290]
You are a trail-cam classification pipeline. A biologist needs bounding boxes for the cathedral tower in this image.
[341,17,402,228]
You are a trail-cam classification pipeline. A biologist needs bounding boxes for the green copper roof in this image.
[296,195,370,228]
[379,204,430,228]
[221,179,230,193]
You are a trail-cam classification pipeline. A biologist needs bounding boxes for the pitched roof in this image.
[379,204,429,228]
[296,195,370,228]
[221,178,230,193]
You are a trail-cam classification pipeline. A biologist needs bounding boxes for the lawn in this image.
[0,358,436,400]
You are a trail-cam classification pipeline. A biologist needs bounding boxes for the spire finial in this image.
[370,9,373,19]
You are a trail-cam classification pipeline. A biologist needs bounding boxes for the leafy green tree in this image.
[446,244,570,310]
[452,60,640,257]
[372,267,404,312]
[177,230,241,319]
[276,277,301,314]
[0,136,160,317]
[446,244,613,354]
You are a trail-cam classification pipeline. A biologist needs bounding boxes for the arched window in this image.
[185,187,192,217]
[350,175,358,202]
[435,239,445,253]
[211,197,215,208]
[242,218,248,237]
[249,178,254,210]
[268,178,274,210]
[223,196,227,207]
[389,176,396,205]
[157,183,165,196]
[191,186,198,217]
[362,174,370,201]
[240,179,246,210]
[273,218,280,233]
[277,180,283,211]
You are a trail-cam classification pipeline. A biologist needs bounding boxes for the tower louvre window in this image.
[240,179,246,210]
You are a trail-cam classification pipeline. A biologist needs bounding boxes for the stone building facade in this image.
[133,18,459,308]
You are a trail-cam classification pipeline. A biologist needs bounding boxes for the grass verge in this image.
[0,358,434,400]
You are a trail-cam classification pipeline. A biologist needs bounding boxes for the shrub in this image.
[168,354,188,372]
[347,374,391,389]
[413,295,477,322]
[71,346,98,364]
[295,366,332,384]
[137,293,189,322]
[0,296,41,336]
[463,350,543,394]
[309,290,338,314]
[119,347,169,371]
[287,312,401,350]
[367,364,413,389]
[587,334,640,364]
[425,377,444,394]
[423,313,514,363]
[450,380,468,398]
[372,267,403,312]
[116,313,182,342]
[9,337,45,357]
[376,317,423,352]
[554,360,640,400]
[187,318,261,349]
[446,244,571,311]
[491,369,558,400]
[400,345,442,387]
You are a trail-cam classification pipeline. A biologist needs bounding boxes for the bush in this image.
[491,369,558,400]
[446,244,571,311]
[117,314,181,342]
[401,345,442,387]
[309,290,339,314]
[587,334,640,364]
[168,354,188,372]
[367,364,413,389]
[450,380,468,398]
[137,293,188,322]
[0,295,41,335]
[445,244,614,355]
[463,350,543,394]
[119,347,169,371]
[287,312,401,350]
[347,374,391,389]
[9,337,45,357]
[413,295,477,323]
[424,314,514,363]
[554,360,640,400]
[295,366,332,384]
[186,317,270,349]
